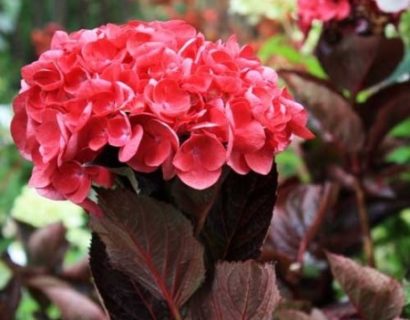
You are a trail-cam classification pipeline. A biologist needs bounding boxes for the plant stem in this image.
[169,305,182,320]
[354,182,375,267]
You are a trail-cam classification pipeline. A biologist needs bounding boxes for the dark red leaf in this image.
[61,257,91,282]
[322,192,410,254]
[27,276,106,320]
[275,309,328,320]
[326,253,405,320]
[263,183,336,264]
[89,233,168,320]
[301,139,344,182]
[27,222,68,269]
[170,176,223,234]
[322,303,359,320]
[188,261,280,320]
[316,32,404,94]
[362,81,410,154]
[200,166,278,262]
[279,70,364,153]
[0,278,21,320]
[90,188,205,316]
[13,219,36,250]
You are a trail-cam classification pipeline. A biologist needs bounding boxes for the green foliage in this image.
[0,146,31,221]
[399,11,410,46]
[404,281,410,317]
[0,104,31,222]
[16,290,38,320]
[372,210,410,278]
[276,148,304,179]
[258,36,325,78]
[386,119,410,165]
[0,260,12,290]
[390,118,410,137]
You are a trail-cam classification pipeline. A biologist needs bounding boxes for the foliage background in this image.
[0,0,409,319]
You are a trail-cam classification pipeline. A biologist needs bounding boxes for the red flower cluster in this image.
[11,20,312,209]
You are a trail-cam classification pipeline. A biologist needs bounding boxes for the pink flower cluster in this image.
[298,0,351,33]
[298,0,409,33]
[11,20,312,209]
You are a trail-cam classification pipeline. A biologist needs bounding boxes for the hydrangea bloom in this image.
[11,20,312,210]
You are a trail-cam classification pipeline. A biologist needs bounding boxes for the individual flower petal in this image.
[244,146,274,175]
[119,124,144,162]
[150,79,191,117]
[106,113,132,147]
[127,118,179,173]
[177,167,222,190]
[173,134,226,189]
[52,161,92,203]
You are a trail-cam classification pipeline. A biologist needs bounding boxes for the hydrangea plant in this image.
[11,20,312,318]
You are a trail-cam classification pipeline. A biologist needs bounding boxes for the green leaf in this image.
[387,147,410,165]
[403,280,410,318]
[258,36,325,78]
[0,260,12,290]
[389,118,410,138]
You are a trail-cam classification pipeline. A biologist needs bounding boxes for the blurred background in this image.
[0,0,409,319]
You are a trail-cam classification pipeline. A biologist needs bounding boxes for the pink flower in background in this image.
[298,0,351,32]
[11,20,312,211]
[298,0,410,34]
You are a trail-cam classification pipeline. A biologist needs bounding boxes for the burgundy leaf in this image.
[188,261,280,320]
[279,70,364,153]
[275,309,328,320]
[89,233,168,320]
[13,219,36,250]
[61,257,91,282]
[0,278,21,320]
[90,188,205,317]
[27,276,106,320]
[316,32,404,95]
[362,81,410,154]
[322,303,359,320]
[263,183,336,264]
[322,192,410,255]
[27,222,68,269]
[301,139,344,182]
[200,166,278,262]
[275,310,311,320]
[326,253,405,320]
[170,176,223,234]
